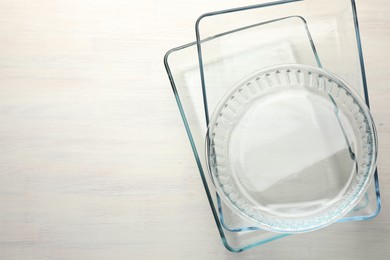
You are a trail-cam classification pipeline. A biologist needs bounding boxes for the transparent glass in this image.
[164,0,381,252]
[206,64,377,233]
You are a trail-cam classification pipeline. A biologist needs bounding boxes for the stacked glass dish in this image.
[164,0,381,252]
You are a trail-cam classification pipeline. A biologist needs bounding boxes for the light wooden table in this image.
[0,0,389,259]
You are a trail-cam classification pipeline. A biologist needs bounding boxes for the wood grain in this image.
[0,0,389,259]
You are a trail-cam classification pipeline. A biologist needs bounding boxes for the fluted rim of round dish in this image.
[206,64,378,233]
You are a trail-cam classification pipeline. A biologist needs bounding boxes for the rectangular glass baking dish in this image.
[164,0,381,252]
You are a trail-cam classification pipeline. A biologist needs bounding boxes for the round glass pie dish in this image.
[206,64,377,233]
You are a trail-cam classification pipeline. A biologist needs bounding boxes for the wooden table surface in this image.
[0,0,389,259]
